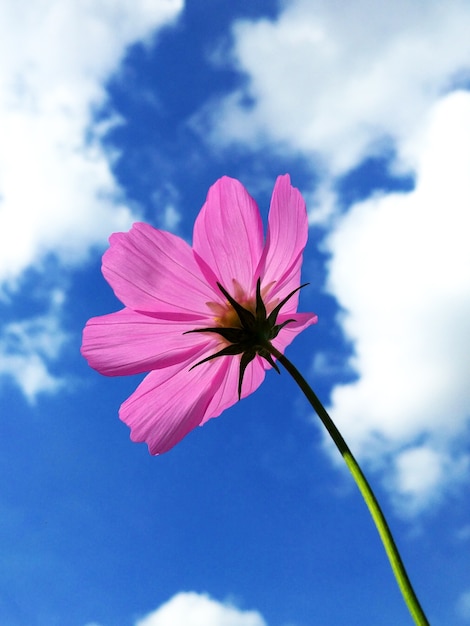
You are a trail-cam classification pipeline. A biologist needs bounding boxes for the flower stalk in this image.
[267,343,430,626]
[82,171,430,623]
[182,272,428,623]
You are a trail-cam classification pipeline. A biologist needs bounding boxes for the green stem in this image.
[268,344,429,626]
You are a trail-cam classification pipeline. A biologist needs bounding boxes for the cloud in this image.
[0,290,68,402]
[457,589,470,621]
[324,92,470,513]
[0,0,183,290]
[86,592,267,626]
[152,182,183,232]
[195,0,470,513]
[136,592,267,626]
[0,0,184,397]
[456,525,470,542]
[199,0,470,175]
[387,446,469,517]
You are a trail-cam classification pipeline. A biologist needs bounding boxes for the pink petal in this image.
[81,308,216,376]
[121,358,218,455]
[271,312,318,355]
[201,352,266,424]
[260,175,308,305]
[83,176,317,456]
[193,177,264,296]
[120,350,263,455]
[102,223,216,318]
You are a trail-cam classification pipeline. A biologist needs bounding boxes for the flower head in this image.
[81,175,317,454]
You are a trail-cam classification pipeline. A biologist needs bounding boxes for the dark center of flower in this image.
[185,278,307,399]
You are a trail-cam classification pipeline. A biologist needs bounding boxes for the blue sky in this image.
[1,1,470,625]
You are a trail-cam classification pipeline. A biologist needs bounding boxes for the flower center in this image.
[207,279,277,329]
[207,298,256,329]
[185,278,307,400]
[216,304,245,329]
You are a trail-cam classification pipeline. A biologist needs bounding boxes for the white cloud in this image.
[456,525,470,542]
[0,290,68,402]
[84,593,268,626]
[200,0,470,175]
[196,0,470,513]
[388,446,469,517]
[158,204,182,231]
[0,0,184,397]
[0,0,183,289]
[324,92,470,513]
[457,589,470,621]
[152,183,183,232]
[135,592,267,626]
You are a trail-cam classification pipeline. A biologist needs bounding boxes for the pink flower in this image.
[81,175,317,454]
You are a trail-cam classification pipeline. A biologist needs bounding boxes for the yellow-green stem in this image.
[268,344,429,626]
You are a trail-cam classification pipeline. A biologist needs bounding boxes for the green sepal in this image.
[266,283,309,328]
[189,343,246,371]
[216,282,256,331]
[185,326,247,344]
[271,318,295,338]
[185,280,309,400]
[255,278,266,322]
[257,347,281,374]
[238,350,257,400]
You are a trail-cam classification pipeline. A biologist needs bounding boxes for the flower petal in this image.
[102,223,215,318]
[83,176,317,456]
[193,177,264,295]
[120,349,264,455]
[201,353,266,424]
[271,312,318,355]
[260,175,309,305]
[121,358,219,455]
[81,308,216,376]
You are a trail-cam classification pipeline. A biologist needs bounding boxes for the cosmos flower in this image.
[81,175,317,454]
